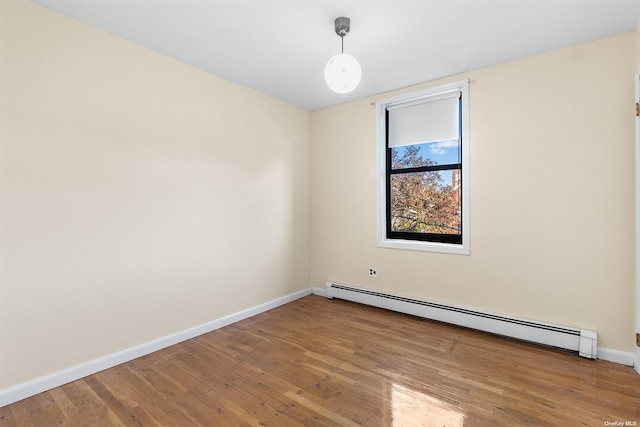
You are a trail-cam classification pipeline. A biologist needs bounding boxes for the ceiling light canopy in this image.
[324,17,361,94]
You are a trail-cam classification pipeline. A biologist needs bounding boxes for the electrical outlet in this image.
[368,267,378,277]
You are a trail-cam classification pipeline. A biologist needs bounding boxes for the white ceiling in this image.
[32,0,640,111]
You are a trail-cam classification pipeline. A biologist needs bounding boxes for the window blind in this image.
[387,91,460,148]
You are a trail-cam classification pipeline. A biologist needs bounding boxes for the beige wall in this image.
[637,27,640,69]
[311,32,636,352]
[1,0,637,393]
[0,1,310,388]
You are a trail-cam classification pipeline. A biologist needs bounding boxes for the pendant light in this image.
[324,17,361,94]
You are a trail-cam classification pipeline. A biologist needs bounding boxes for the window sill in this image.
[377,238,469,255]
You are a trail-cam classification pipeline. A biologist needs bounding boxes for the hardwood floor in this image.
[1,295,639,426]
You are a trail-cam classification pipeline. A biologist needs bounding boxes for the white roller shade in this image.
[388,92,460,148]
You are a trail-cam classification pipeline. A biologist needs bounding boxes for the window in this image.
[376,80,469,254]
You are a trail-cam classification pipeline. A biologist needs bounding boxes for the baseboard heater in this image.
[325,282,597,359]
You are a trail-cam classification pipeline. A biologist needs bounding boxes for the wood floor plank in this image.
[1,399,35,427]
[58,380,123,426]
[283,390,363,427]
[1,295,639,426]
[26,391,70,427]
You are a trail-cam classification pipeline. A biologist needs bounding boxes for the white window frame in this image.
[375,79,470,255]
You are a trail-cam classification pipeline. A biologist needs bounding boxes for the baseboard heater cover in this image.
[325,282,597,359]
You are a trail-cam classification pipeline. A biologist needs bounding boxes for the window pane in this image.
[390,170,461,235]
[391,140,459,170]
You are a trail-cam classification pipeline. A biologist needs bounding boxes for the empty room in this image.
[1,0,639,425]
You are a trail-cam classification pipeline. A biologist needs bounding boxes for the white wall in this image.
[310,32,637,353]
[0,1,310,389]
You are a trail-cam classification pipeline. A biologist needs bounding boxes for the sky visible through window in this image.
[392,139,460,186]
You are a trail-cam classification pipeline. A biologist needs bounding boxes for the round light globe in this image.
[324,53,362,94]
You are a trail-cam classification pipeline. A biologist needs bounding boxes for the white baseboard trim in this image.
[311,286,326,297]
[597,347,636,366]
[0,288,312,407]
[636,347,640,375]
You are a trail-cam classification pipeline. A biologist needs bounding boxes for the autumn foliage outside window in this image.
[388,145,461,243]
